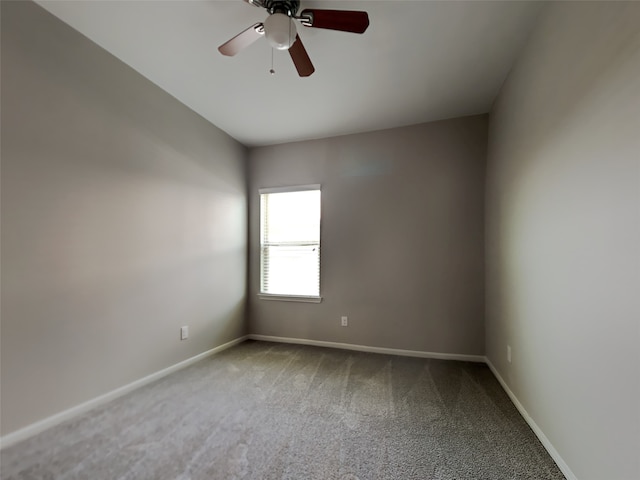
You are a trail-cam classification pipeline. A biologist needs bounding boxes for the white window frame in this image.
[258,184,322,303]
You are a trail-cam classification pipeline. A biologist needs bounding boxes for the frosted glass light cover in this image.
[264,13,297,50]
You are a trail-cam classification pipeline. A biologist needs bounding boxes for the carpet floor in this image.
[1,340,565,479]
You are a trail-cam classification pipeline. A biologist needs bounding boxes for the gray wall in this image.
[486,2,640,479]
[1,1,247,436]
[248,116,487,355]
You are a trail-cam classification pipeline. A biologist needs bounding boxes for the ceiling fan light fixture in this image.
[264,13,297,50]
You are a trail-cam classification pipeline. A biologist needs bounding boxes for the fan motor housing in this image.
[264,0,300,17]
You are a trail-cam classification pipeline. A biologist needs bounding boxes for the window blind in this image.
[260,187,321,297]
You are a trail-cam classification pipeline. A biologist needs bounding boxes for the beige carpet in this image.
[1,340,565,479]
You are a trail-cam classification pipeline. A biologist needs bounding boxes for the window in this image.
[259,185,321,301]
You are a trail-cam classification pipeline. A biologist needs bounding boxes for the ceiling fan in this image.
[218,0,370,77]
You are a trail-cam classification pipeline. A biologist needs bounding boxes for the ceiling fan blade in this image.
[300,9,369,34]
[218,23,264,56]
[289,34,315,77]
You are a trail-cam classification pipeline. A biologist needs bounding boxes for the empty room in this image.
[1,1,638,479]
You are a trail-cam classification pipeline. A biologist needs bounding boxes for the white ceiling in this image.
[35,0,543,147]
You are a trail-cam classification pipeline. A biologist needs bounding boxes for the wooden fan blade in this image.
[300,9,369,34]
[218,23,264,56]
[289,34,315,77]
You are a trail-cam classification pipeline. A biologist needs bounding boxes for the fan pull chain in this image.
[269,47,275,75]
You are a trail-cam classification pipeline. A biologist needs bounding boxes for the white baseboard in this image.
[248,334,486,363]
[0,335,248,450]
[485,358,578,480]
[1,333,577,480]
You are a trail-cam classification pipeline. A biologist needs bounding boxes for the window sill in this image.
[258,294,322,303]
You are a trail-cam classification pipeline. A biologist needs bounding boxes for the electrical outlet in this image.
[507,345,512,363]
[341,316,348,327]
[181,326,189,340]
